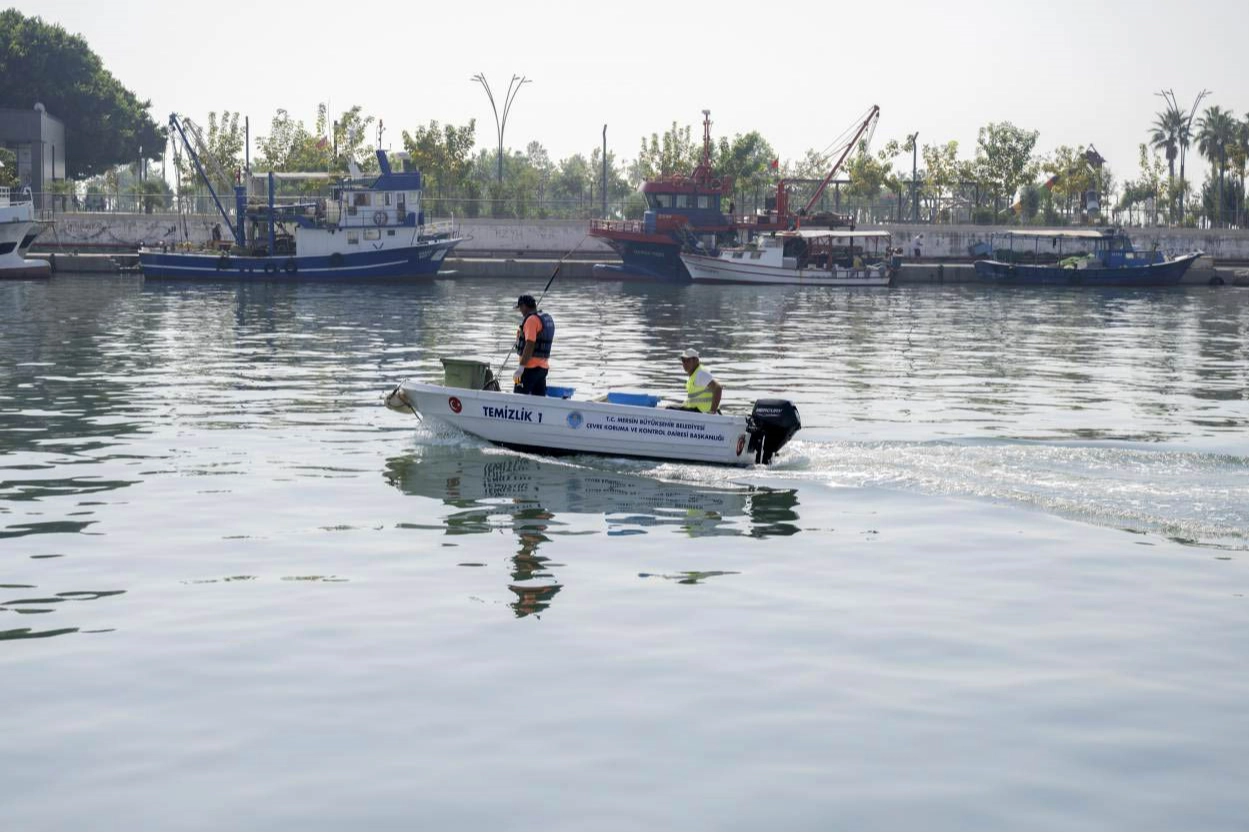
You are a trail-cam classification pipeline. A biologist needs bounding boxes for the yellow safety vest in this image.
[685,366,715,412]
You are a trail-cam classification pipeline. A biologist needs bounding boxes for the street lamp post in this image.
[1158,88,1209,224]
[471,73,532,185]
[908,131,919,223]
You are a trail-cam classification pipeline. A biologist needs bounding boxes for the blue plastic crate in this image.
[545,386,575,399]
[606,391,660,407]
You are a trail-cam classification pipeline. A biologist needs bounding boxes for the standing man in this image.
[678,348,722,413]
[912,232,924,258]
[512,294,554,396]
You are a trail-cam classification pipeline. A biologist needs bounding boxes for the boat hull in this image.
[592,237,691,281]
[138,238,462,280]
[0,219,49,279]
[682,253,892,287]
[387,383,758,467]
[973,253,1201,286]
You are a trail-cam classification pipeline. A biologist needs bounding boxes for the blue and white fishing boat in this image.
[139,114,464,280]
[973,228,1202,287]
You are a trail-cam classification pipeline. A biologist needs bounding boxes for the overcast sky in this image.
[15,0,1249,186]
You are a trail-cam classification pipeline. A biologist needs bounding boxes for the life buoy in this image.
[263,262,278,275]
[373,210,388,226]
[710,179,722,190]
[283,258,298,275]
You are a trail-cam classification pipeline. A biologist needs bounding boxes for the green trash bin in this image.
[441,357,495,390]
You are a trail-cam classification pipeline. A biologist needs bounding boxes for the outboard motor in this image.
[746,399,801,464]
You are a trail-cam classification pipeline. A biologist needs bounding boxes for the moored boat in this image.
[0,186,50,279]
[139,114,464,280]
[682,229,895,287]
[973,228,1202,286]
[588,107,878,282]
[589,110,737,281]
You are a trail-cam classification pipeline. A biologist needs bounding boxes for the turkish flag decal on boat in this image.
[448,396,463,414]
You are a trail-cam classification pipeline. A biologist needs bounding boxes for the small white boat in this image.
[0,186,50,279]
[682,228,895,287]
[385,360,801,467]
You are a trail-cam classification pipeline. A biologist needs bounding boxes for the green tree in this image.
[0,9,164,178]
[973,121,1039,220]
[1018,182,1042,222]
[254,105,379,180]
[551,153,592,207]
[331,105,378,172]
[633,122,699,181]
[1232,114,1249,227]
[1041,145,1097,220]
[589,146,631,217]
[920,140,962,222]
[0,147,17,188]
[128,178,172,214]
[1135,143,1168,226]
[714,131,777,214]
[1149,103,1184,221]
[1196,104,1238,226]
[401,118,477,210]
[253,108,324,173]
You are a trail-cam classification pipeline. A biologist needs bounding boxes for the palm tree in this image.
[1236,114,1249,227]
[1150,104,1184,220]
[1196,105,1238,226]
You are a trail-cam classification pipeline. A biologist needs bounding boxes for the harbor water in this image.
[2,275,1248,829]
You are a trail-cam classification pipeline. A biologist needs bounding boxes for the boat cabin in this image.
[989,228,1164,267]
[738,229,894,271]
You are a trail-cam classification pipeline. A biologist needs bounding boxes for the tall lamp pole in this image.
[471,72,532,184]
[1158,88,1209,223]
[908,132,919,223]
[602,124,608,219]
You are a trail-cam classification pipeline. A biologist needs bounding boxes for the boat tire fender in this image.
[216,254,229,271]
[373,210,388,226]
[329,253,345,269]
[1209,275,1225,287]
[283,258,298,275]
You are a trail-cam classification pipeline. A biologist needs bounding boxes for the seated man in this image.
[675,348,722,413]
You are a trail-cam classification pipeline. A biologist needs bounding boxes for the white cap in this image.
[680,348,700,359]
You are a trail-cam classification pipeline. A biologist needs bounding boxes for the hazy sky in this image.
[14,0,1249,185]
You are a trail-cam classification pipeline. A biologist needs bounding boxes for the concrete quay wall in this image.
[35,213,1249,261]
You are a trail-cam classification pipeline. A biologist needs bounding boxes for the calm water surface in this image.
[2,275,1248,830]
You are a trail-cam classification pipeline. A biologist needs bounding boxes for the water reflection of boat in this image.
[384,446,800,617]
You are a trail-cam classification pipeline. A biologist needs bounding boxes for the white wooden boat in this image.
[682,229,895,287]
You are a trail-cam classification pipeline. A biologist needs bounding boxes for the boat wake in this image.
[406,422,1249,551]
[770,438,1249,551]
